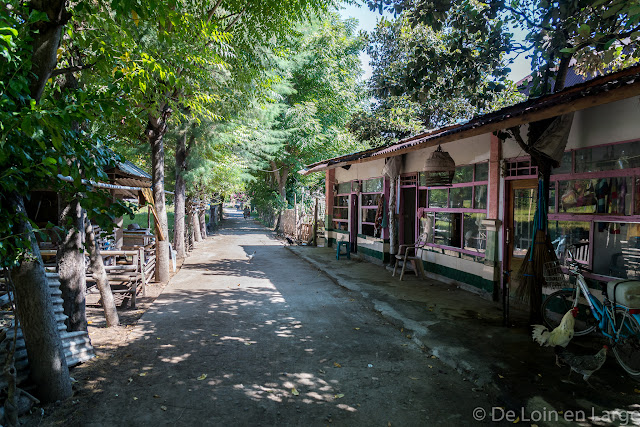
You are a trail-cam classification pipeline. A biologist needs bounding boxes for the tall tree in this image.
[366,0,640,96]
[0,0,74,402]
[1,0,140,399]
[349,4,523,146]
[164,0,347,254]
[244,14,368,228]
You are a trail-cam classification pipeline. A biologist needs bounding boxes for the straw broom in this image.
[515,179,559,323]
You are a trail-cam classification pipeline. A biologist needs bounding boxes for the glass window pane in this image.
[475,162,488,181]
[475,185,487,210]
[361,194,381,207]
[333,207,347,219]
[337,182,351,194]
[362,177,383,193]
[463,213,486,254]
[361,208,377,223]
[558,179,597,213]
[575,141,640,173]
[362,224,375,236]
[548,187,556,214]
[419,189,427,208]
[574,148,594,173]
[453,165,473,183]
[548,221,590,264]
[335,195,349,207]
[553,151,572,174]
[432,212,462,248]
[593,222,640,279]
[449,187,472,208]
[428,189,448,208]
[512,187,537,257]
[418,172,427,187]
[559,177,632,215]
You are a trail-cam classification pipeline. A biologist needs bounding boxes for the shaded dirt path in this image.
[42,210,505,426]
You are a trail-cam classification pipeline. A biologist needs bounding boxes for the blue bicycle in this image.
[542,248,640,378]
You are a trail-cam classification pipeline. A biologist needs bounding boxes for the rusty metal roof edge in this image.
[299,64,640,175]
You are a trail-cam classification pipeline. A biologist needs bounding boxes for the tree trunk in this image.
[56,197,87,332]
[28,1,70,102]
[554,54,571,93]
[186,198,195,246]
[192,203,202,243]
[85,221,119,327]
[271,161,289,232]
[8,194,72,402]
[8,0,73,403]
[174,131,188,260]
[146,106,172,283]
[199,205,207,239]
[389,176,398,261]
[209,202,216,229]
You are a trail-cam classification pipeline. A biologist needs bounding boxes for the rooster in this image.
[555,345,608,385]
[531,307,578,348]
[247,251,256,263]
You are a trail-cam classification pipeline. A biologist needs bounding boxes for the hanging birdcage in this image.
[423,145,455,186]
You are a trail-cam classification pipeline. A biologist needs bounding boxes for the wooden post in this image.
[313,197,318,246]
[294,193,298,240]
[131,251,139,308]
[139,247,146,297]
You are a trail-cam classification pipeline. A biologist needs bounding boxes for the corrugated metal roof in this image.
[115,160,152,180]
[300,64,640,175]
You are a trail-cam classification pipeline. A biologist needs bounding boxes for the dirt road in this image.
[44,210,505,426]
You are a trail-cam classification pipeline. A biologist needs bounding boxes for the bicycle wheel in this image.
[541,289,597,336]
[609,309,640,378]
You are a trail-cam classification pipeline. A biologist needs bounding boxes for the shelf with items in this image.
[332,219,348,231]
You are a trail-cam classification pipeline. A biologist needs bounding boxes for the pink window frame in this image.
[360,176,385,232]
[514,138,640,276]
[416,162,490,257]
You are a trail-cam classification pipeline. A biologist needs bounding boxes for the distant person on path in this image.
[243,206,250,219]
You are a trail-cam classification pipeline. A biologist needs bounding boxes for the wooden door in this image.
[400,187,416,246]
[350,193,358,253]
[505,179,538,296]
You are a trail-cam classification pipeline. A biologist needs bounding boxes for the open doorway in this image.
[350,193,358,253]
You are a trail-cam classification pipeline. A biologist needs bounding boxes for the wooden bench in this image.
[41,243,156,308]
[87,249,147,308]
